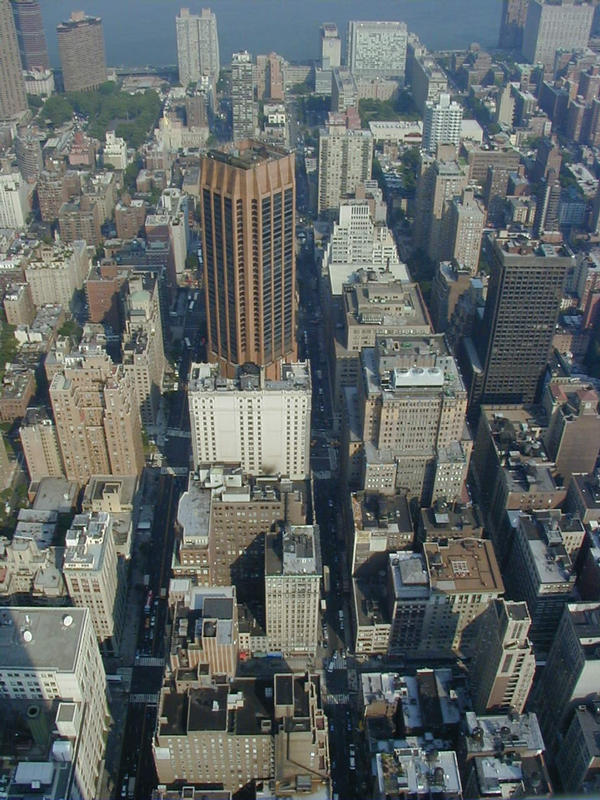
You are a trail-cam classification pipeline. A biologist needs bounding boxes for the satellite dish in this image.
[23,630,32,642]
[63,614,73,627]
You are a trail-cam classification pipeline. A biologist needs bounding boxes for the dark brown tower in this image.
[472,235,570,408]
[10,0,49,71]
[200,141,297,378]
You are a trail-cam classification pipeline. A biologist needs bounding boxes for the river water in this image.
[39,0,500,68]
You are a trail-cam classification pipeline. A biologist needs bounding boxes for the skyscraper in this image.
[469,234,571,407]
[0,0,27,120]
[57,11,107,92]
[522,0,594,71]
[200,141,297,376]
[320,23,341,69]
[175,7,220,87]
[498,0,529,50]
[231,51,257,141]
[413,150,468,262]
[10,0,49,70]
[49,337,144,485]
[422,93,463,154]
[347,20,408,83]
[317,120,373,213]
[469,600,536,714]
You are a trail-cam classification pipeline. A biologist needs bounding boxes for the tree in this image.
[27,94,43,110]
[42,95,73,126]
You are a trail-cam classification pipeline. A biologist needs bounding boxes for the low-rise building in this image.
[168,585,239,680]
[350,491,413,576]
[374,739,462,800]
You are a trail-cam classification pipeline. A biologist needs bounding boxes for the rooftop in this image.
[266,525,321,577]
[206,140,290,170]
[424,539,504,595]
[464,711,546,757]
[0,607,87,672]
[188,361,311,394]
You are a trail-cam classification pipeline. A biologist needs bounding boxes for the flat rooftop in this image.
[206,141,290,170]
[424,539,504,595]
[0,607,86,672]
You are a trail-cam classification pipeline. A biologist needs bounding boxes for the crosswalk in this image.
[326,693,350,705]
[129,693,159,705]
[136,656,164,667]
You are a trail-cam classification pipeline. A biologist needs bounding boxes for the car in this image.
[328,499,334,508]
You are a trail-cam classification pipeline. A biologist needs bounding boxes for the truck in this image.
[320,598,327,612]
[143,574,150,587]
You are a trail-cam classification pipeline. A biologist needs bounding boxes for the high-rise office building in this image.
[0,607,109,800]
[536,603,600,753]
[265,525,321,656]
[188,362,311,479]
[522,0,594,71]
[0,0,27,120]
[62,511,124,655]
[499,0,529,49]
[422,93,463,153]
[347,20,408,83]
[200,141,297,376]
[467,234,571,407]
[10,0,48,70]
[175,7,220,87]
[469,600,536,714]
[231,51,257,141]
[320,23,341,69]
[57,11,107,93]
[318,120,373,213]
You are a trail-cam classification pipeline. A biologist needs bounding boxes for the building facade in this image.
[200,142,297,377]
[318,121,373,213]
[423,93,463,154]
[347,20,408,82]
[188,362,311,479]
[265,525,321,655]
[0,0,27,120]
[522,0,594,71]
[0,607,109,800]
[57,11,107,92]
[469,599,536,714]
[231,51,257,141]
[468,235,570,408]
[175,7,220,86]
[10,0,48,70]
